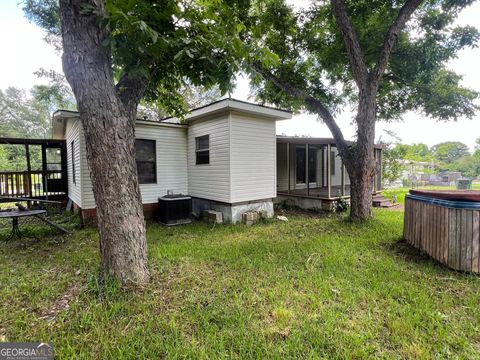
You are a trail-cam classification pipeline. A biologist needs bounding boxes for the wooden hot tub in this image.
[404,190,480,273]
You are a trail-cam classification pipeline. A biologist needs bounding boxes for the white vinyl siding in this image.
[65,119,82,207]
[63,105,281,210]
[66,120,187,209]
[79,131,95,209]
[187,115,231,202]
[135,124,188,203]
[230,113,276,202]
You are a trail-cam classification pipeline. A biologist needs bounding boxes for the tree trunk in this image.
[59,0,149,285]
[348,172,374,219]
[344,91,377,220]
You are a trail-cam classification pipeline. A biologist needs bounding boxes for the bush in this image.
[335,198,349,213]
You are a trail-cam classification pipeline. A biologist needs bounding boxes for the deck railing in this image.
[0,170,66,200]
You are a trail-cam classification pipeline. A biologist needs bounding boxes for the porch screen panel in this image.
[308,147,317,184]
[295,146,306,184]
[330,146,343,197]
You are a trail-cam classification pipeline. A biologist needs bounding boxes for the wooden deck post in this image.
[25,143,32,200]
[287,142,290,194]
[378,149,383,191]
[321,146,325,188]
[327,144,331,199]
[306,143,309,197]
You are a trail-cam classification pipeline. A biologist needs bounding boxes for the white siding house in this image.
[65,118,82,208]
[230,112,276,203]
[187,114,231,202]
[52,99,292,223]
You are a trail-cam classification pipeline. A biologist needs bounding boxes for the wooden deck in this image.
[278,185,351,199]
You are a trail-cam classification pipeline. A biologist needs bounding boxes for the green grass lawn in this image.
[1,209,480,359]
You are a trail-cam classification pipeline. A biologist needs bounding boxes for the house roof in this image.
[51,109,187,139]
[51,98,292,139]
[162,98,292,123]
[276,136,385,149]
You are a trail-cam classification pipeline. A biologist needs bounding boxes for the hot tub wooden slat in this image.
[464,209,471,271]
[438,206,443,261]
[459,209,465,270]
[424,202,428,252]
[415,200,421,249]
[433,205,437,260]
[466,211,473,272]
[448,209,458,270]
[459,210,464,271]
[473,212,479,272]
[422,202,427,251]
[425,203,429,254]
[442,206,449,264]
[404,199,410,242]
[439,207,443,262]
[438,206,443,262]
[427,204,432,255]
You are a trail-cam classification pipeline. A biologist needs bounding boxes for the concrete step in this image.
[373,201,393,208]
[372,195,394,208]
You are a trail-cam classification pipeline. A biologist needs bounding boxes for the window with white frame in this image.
[135,139,157,184]
[195,135,210,165]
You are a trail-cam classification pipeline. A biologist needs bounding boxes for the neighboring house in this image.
[52,99,292,223]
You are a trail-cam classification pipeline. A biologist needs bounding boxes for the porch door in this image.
[295,145,318,188]
[295,146,306,185]
[42,144,67,196]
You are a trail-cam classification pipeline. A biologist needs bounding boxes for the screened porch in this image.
[0,138,68,202]
[276,137,382,200]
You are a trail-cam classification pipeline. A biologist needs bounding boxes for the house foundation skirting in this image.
[72,197,275,226]
[274,194,339,211]
[191,197,274,223]
[72,201,159,226]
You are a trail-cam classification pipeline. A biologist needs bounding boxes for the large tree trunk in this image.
[344,92,377,220]
[59,0,149,285]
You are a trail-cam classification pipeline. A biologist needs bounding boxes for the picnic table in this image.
[0,209,67,241]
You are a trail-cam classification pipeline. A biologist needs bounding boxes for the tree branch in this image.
[330,0,368,90]
[251,62,353,164]
[371,0,423,90]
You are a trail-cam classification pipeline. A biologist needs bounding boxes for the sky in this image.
[0,1,479,150]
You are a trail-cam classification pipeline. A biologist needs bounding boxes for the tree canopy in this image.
[23,0,247,117]
[431,141,470,163]
[246,0,479,121]
[0,85,73,139]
